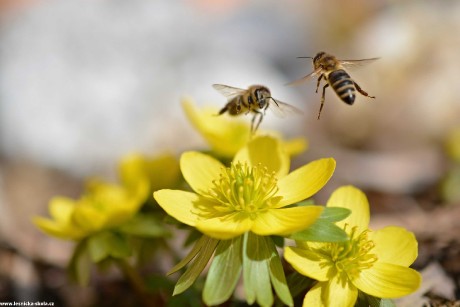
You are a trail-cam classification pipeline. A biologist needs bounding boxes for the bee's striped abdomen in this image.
[328,69,355,105]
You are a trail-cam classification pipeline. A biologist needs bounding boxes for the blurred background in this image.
[1,0,459,305]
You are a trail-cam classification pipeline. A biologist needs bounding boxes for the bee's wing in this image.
[286,68,322,86]
[339,58,380,69]
[212,84,247,99]
[268,99,303,118]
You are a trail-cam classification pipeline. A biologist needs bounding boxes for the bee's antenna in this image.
[297,56,314,59]
[268,97,279,107]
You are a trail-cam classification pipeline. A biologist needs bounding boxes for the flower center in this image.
[205,162,280,219]
[318,225,377,283]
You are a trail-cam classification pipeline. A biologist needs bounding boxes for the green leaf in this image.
[367,294,396,307]
[68,240,92,286]
[285,272,314,300]
[357,292,396,307]
[266,238,293,307]
[87,231,131,262]
[118,214,170,238]
[318,206,351,222]
[378,299,396,307]
[243,232,273,307]
[183,229,202,247]
[271,235,285,248]
[289,220,348,242]
[173,236,219,295]
[203,236,243,305]
[168,235,214,276]
[291,199,315,207]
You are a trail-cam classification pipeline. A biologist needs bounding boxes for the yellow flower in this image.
[33,180,149,240]
[154,136,335,240]
[182,98,307,158]
[118,152,181,192]
[284,186,421,307]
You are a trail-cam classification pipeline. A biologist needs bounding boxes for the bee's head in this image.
[312,51,327,69]
[253,86,271,108]
[313,51,326,63]
[298,52,326,70]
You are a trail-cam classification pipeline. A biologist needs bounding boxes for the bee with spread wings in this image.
[288,51,379,119]
[213,84,302,133]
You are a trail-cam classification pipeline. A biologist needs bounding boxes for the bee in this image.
[213,84,302,133]
[289,51,379,119]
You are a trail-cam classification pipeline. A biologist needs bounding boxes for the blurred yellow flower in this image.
[33,180,149,240]
[118,152,181,192]
[182,98,307,158]
[154,135,335,240]
[284,186,421,307]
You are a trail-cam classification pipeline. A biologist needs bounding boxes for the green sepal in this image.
[68,240,92,286]
[289,219,349,242]
[118,213,170,238]
[203,236,243,305]
[87,231,131,262]
[172,236,219,296]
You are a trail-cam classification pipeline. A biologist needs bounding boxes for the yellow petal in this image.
[196,212,253,239]
[326,186,369,232]
[303,282,326,307]
[48,197,76,223]
[352,262,422,298]
[276,158,336,207]
[233,135,290,177]
[118,153,148,188]
[153,189,208,226]
[32,217,84,240]
[283,246,330,282]
[118,152,180,191]
[180,151,224,195]
[325,276,358,307]
[282,137,308,157]
[252,206,323,236]
[146,153,181,191]
[72,205,106,232]
[182,98,250,157]
[370,226,418,267]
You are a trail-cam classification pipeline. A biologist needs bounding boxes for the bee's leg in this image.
[217,104,228,115]
[318,83,329,120]
[263,100,270,115]
[251,111,263,133]
[354,81,375,99]
[316,74,324,93]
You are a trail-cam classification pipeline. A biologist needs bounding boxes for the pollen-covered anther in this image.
[318,225,378,279]
[206,162,279,214]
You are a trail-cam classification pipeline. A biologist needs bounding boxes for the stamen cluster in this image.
[206,162,279,218]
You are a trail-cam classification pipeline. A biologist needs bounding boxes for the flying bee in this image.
[213,84,302,133]
[288,51,379,119]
